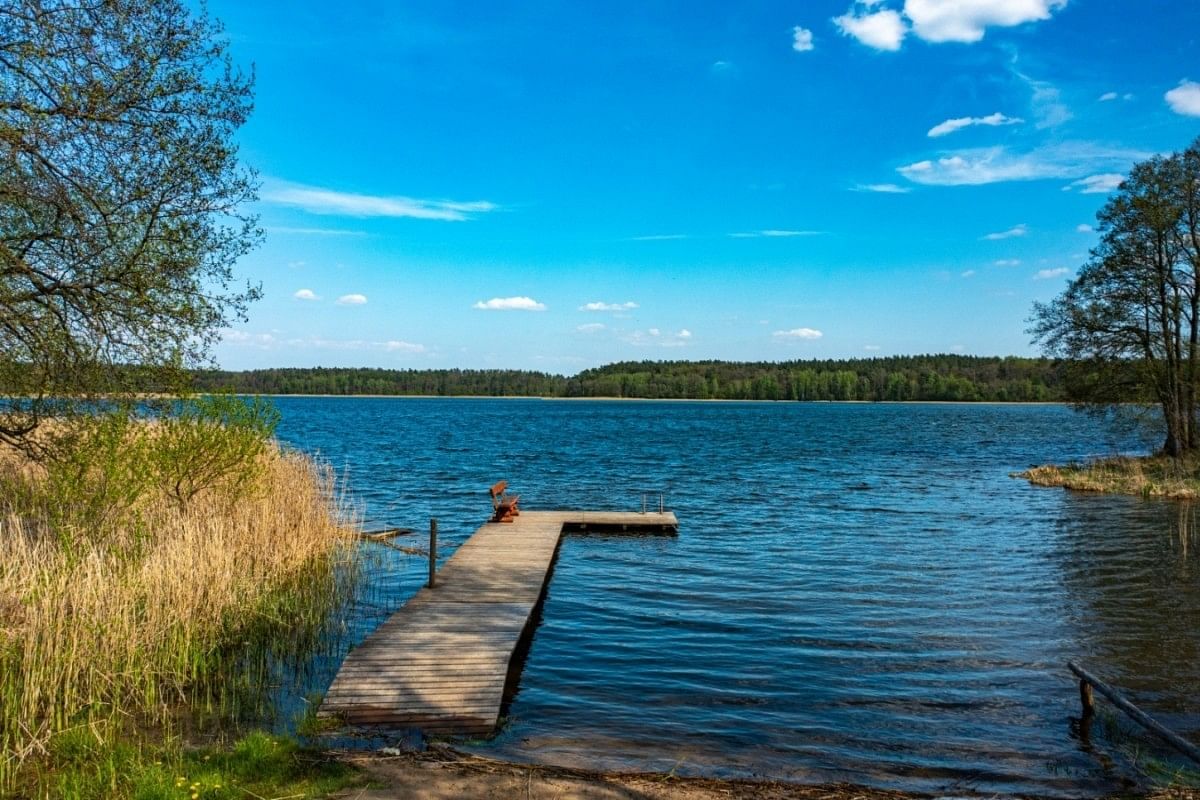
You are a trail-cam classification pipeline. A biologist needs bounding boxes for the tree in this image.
[0,0,260,449]
[1031,137,1200,456]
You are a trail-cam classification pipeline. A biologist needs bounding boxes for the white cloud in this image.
[1099,91,1118,102]
[1076,223,1094,233]
[287,260,306,269]
[576,323,606,333]
[864,344,881,351]
[961,270,976,278]
[473,296,547,311]
[1166,80,1200,117]
[1034,267,1071,280]
[264,182,497,221]
[904,0,1067,43]
[729,229,820,238]
[678,329,692,338]
[293,288,320,301]
[993,259,1021,266]
[384,340,425,353]
[854,182,912,193]
[897,143,1147,187]
[833,6,907,51]
[631,233,689,241]
[927,112,1023,138]
[773,327,824,339]
[834,0,1064,50]
[336,293,367,306]
[792,26,815,51]
[983,224,1028,240]
[580,301,639,312]
[1066,173,1124,194]
[648,328,660,336]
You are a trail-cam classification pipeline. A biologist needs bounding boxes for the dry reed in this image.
[0,439,358,792]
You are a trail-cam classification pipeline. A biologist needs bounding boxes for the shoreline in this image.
[335,744,1197,800]
[243,393,1067,405]
[336,745,929,800]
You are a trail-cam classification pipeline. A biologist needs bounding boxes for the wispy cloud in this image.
[1166,80,1200,117]
[983,224,1028,241]
[1076,223,1094,233]
[222,330,277,349]
[384,340,425,353]
[897,143,1148,187]
[580,301,638,312]
[864,344,881,351]
[729,229,820,238]
[625,328,693,347]
[1099,91,1119,102]
[222,331,426,355]
[994,258,1022,267]
[1064,173,1124,194]
[792,25,815,51]
[630,233,689,241]
[266,226,367,236]
[336,293,368,306]
[927,112,1023,138]
[1034,267,1071,280]
[853,182,912,194]
[961,270,976,278]
[264,182,498,221]
[293,288,320,301]
[773,327,823,339]
[576,323,606,333]
[473,296,547,311]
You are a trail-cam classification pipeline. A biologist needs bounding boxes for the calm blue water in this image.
[269,398,1200,797]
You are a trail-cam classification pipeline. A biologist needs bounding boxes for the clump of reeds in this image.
[0,398,359,794]
[1020,453,1200,499]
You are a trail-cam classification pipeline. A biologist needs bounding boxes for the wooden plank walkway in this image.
[319,509,678,734]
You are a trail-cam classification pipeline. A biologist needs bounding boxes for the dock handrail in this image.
[1069,661,1200,765]
[640,491,665,514]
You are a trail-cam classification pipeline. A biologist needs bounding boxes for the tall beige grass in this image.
[0,441,358,791]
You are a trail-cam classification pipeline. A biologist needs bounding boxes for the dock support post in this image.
[428,518,438,588]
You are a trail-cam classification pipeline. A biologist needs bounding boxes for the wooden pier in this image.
[319,509,678,734]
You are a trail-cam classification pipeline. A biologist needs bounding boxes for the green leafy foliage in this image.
[0,0,261,450]
[191,355,1065,402]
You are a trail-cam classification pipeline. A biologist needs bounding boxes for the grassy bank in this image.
[1020,453,1200,499]
[0,401,363,797]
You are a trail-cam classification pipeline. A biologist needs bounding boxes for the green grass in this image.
[36,729,367,800]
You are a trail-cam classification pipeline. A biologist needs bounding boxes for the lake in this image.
[267,398,1200,797]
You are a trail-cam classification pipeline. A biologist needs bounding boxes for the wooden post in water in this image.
[428,518,438,589]
[1069,661,1200,765]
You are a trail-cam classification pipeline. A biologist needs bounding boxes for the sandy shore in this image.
[334,746,927,800]
[331,745,1200,800]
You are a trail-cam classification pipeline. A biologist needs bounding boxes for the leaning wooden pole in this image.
[1068,661,1200,765]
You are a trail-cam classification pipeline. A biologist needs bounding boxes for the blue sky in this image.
[208,0,1200,373]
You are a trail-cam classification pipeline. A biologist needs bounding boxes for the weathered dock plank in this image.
[319,509,677,732]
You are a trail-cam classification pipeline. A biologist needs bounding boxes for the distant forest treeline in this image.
[194,355,1064,402]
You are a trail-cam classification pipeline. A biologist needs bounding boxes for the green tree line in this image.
[192,355,1064,402]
